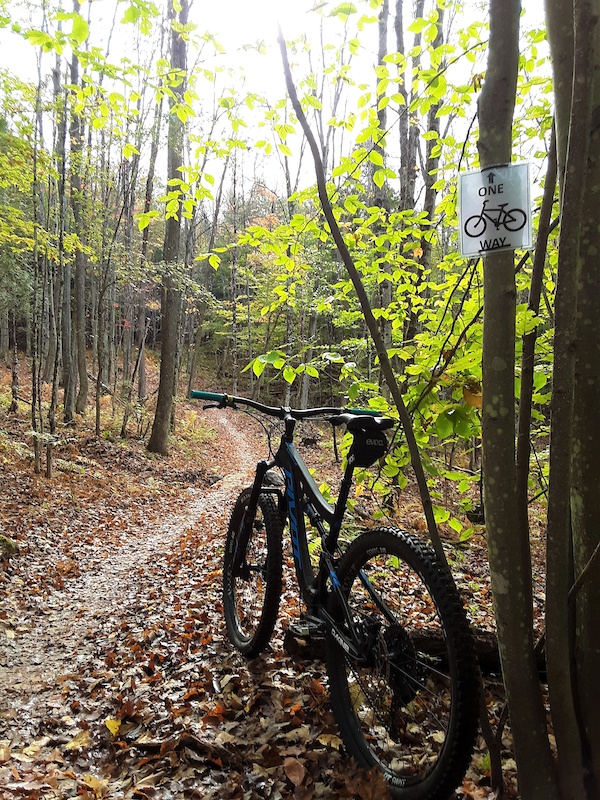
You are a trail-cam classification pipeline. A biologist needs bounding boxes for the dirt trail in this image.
[0,410,261,741]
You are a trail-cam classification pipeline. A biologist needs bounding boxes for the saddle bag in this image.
[349,428,388,467]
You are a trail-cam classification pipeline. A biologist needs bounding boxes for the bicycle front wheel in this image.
[326,528,479,800]
[464,214,486,238]
[223,488,283,657]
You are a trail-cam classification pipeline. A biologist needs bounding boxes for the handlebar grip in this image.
[190,390,227,402]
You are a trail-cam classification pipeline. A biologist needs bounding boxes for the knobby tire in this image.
[325,528,479,800]
[222,489,283,657]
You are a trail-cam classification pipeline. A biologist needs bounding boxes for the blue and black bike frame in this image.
[237,411,374,661]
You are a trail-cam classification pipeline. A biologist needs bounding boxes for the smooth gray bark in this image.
[479,2,559,798]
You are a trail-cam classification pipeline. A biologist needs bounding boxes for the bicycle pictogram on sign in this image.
[458,162,532,257]
[463,199,527,238]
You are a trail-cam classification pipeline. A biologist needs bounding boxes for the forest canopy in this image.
[6,1,600,798]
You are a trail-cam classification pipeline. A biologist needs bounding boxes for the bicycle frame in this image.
[190,390,389,661]
[239,412,373,660]
[242,414,354,609]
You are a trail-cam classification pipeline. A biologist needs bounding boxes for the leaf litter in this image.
[0,398,520,799]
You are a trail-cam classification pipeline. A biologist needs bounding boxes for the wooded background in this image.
[1,0,599,797]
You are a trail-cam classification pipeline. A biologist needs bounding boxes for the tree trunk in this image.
[299,310,317,409]
[405,10,444,345]
[147,0,188,455]
[70,0,88,415]
[545,1,600,795]
[396,0,424,212]
[0,303,8,367]
[478,2,559,798]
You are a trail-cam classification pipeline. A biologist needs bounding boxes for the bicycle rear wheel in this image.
[326,528,479,800]
[223,488,283,657]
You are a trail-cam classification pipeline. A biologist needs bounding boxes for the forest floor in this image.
[0,368,544,799]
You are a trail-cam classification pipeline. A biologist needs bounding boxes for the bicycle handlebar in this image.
[190,389,382,420]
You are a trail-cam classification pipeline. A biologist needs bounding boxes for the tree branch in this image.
[278,29,448,567]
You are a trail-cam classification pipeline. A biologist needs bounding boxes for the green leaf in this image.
[373,169,386,188]
[448,517,463,534]
[136,210,158,231]
[435,412,453,439]
[123,142,140,159]
[283,365,296,384]
[433,506,450,523]
[408,18,428,34]
[71,14,89,44]
[459,527,476,543]
[266,349,286,366]
[455,418,472,439]
[329,3,357,19]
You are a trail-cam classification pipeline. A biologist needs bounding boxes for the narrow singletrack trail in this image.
[2,410,257,684]
[1,410,309,798]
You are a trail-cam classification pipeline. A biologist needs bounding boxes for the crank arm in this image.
[320,608,366,662]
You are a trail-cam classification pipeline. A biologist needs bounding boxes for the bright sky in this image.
[0,0,320,82]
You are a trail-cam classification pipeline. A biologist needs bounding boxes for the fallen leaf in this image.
[316,733,343,749]
[284,756,307,787]
[463,385,483,408]
[105,718,121,735]
[65,729,92,751]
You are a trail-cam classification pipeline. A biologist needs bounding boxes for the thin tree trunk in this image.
[148,0,189,455]
[299,310,318,409]
[374,0,393,390]
[70,0,88,415]
[545,2,599,796]
[405,11,445,345]
[31,53,45,476]
[0,304,8,367]
[478,3,559,798]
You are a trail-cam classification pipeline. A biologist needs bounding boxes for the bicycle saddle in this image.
[333,413,395,432]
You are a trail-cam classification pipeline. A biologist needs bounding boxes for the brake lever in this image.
[203,398,236,410]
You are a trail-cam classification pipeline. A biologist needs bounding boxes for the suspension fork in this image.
[231,459,273,574]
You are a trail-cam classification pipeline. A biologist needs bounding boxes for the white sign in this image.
[458,163,532,257]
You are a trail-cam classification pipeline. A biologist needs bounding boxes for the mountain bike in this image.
[191,390,479,800]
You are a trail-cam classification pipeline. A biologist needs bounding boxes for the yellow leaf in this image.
[463,386,482,409]
[65,729,92,751]
[105,718,121,736]
[317,733,343,749]
[83,774,109,792]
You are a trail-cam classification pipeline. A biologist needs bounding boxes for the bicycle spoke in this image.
[327,529,479,798]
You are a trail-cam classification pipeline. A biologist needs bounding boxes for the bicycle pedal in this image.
[289,618,325,640]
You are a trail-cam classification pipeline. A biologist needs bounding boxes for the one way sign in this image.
[458,163,532,257]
